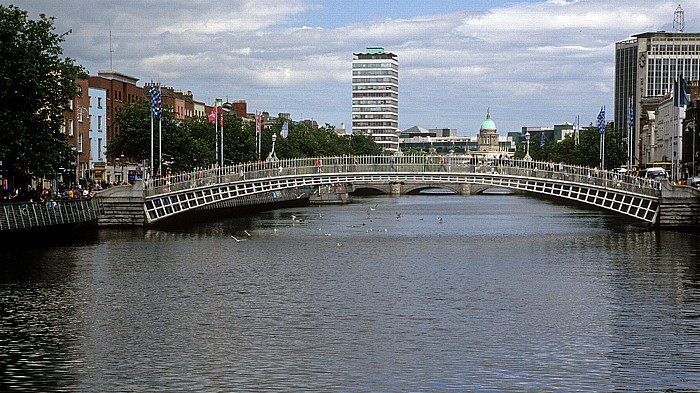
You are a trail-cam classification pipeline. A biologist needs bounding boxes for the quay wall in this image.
[658,183,700,228]
[95,183,146,227]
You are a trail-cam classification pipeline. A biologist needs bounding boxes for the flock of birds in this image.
[230,201,445,245]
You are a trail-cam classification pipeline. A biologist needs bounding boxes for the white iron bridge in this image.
[144,155,662,225]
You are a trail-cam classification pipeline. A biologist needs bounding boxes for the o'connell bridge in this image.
[2,155,699,232]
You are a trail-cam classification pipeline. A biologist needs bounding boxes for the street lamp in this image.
[266,132,278,162]
[524,132,532,161]
[120,153,125,184]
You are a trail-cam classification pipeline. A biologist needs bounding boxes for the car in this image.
[689,177,700,188]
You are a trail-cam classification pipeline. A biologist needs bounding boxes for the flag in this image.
[281,121,289,138]
[627,96,634,130]
[673,75,690,107]
[149,82,161,118]
[597,106,605,135]
[539,131,545,148]
[208,106,216,124]
[255,113,261,135]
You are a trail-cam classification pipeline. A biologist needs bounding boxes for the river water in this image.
[1,193,699,392]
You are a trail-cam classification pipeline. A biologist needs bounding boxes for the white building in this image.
[352,47,399,152]
[615,31,700,166]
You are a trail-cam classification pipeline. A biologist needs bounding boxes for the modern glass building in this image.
[352,47,399,152]
[615,32,700,166]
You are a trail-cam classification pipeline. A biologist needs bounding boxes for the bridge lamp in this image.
[266,132,278,162]
[524,132,532,161]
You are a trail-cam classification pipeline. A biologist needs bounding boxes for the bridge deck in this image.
[143,156,661,224]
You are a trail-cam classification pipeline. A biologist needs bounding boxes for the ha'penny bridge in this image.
[2,155,699,233]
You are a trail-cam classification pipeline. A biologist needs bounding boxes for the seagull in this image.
[336,242,343,247]
[244,230,251,237]
[231,235,246,242]
[291,215,297,221]
[324,233,332,237]
[437,216,444,224]
[395,212,401,220]
[369,203,378,211]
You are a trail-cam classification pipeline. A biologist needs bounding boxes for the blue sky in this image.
[5,0,700,134]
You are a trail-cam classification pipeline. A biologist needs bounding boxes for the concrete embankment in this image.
[94,183,145,227]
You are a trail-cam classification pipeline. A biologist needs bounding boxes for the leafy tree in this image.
[107,99,156,162]
[514,126,627,169]
[0,5,86,194]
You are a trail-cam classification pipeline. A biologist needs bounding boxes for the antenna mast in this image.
[673,4,685,32]
[109,30,114,70]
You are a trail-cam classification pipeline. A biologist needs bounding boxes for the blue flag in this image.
[281,121,289,138]
[627,97,634,130]
[673,75,690,107]
[150,82,162,118]
[540,131,545,148]
[597,106,605,135]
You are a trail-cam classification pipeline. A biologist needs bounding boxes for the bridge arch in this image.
[143,155,662,225]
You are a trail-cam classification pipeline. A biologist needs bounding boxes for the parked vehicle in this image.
[639,167,668,180]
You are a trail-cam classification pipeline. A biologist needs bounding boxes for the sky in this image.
[5,0,700,135]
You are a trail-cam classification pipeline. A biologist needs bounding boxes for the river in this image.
[1,193,699,391]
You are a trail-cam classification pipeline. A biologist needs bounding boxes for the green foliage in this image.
[514,126,627,169]
[0,5,86,189]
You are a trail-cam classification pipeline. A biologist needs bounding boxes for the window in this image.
[77,133,83,153]
[69,119,74,136]
[68,99,73,110]
[77,107,83,123]
[98,116,102,132]
[98,97,102,108]
[98,138,103,160]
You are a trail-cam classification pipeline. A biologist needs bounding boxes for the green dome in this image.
[481,109,496,130]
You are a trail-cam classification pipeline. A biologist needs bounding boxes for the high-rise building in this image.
[352,47,399,152]
[615,31,700,166]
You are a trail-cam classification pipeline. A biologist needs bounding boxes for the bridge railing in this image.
[0,198,104,231]
[144,155,661,198]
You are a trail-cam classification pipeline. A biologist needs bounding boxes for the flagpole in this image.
[158,85,162,176]
[217,98,223,167]
[150,102,154,178]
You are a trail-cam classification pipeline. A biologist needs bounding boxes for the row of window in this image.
[650,44,700,54]
[352,70,398,77]
[352,62,398,70]
[352,77,398,84]
[352,106,398,113]
[352,113,398,120]
[353,92,399,99]
[352,121,399,128]
[352,85,398,92]
[352,99,397,106]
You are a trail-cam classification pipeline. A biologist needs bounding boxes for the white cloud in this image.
[5,0,700,132]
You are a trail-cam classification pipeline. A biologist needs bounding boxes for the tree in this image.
[0,5,86,195]
[514,126,627,169]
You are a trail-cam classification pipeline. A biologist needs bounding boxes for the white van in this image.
[643,167,668,180]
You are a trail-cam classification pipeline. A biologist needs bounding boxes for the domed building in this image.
[477,108,500,153]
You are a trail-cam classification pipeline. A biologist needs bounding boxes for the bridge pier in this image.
[95,182,146,227]
[390,182,402,196]
[657,182,700,228]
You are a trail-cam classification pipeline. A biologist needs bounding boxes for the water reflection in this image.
[0,195,699,391]
[0,248,84,391]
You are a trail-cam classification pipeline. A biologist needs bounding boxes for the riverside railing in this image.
[144,155,662,198]
[0,198,104,231]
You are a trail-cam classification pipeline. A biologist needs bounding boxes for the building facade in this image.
[615,32,700,167]
[352,47,399,152]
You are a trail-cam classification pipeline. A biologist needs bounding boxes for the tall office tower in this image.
[352,47,399,152]
[615,31,700,166]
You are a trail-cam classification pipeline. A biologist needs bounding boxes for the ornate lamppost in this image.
[524,132,532,161]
